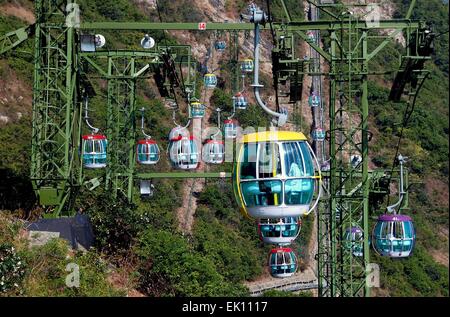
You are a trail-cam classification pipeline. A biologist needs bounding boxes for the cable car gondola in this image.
[189,102,206,119]
[136,139,160,165]
[308,92,320,107]
[258,217,301,245]
[82,134,107,169]
[137,107,160,165]
[343,226,364,257]
[233,92,248,110]
[215,40,226,51]
[202,139,225,164]
[168,127,199,170]
[204,73,217,89]
[372,214,415,258]
[233,131,321,219]
[241,58,254,73]
[268,247,297,278]
[306,30,316,43]
[224,119,238,139]
[312,128,326,141]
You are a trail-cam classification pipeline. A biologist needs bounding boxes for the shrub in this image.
[0,243,25,294]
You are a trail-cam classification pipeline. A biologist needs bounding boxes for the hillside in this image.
[0,0,448,297]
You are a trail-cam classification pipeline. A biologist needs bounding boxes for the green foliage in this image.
[0,116,35,212]
[80,190,143,257]
[0,215,123,296]
[0,115,31,174]
[0,243,25,294]
[135,229,248,296]
[19,239,124,296]
[0,213,22,244]
[265,0,305,21]
[0,15,34,84]
[1,0,448,298]
[238,104,270,129]
[263,289,313,297]
[294,213,313,269]
[374,245,449,297]
[193,205,263,282]
[368,73,448,176]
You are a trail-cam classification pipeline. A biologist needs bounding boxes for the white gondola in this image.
[202,139,225,164]
[224,119,238,139]
[169,135,199,170]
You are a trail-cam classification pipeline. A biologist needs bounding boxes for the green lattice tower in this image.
[104,57,137,201]
[314,1,433,296]
[31,0,80,217]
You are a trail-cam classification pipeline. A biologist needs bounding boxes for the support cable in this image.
[385,72,429,207]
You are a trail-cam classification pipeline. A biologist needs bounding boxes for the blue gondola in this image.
[308,92,320,107]
[258,217,301,245]
[312,128,326,141]
[82,134,107,169]
[268,247,297,278]
[233,93,248,110]
[215,40,226,51]
[343,226,364,257]
[136,139,160,165]
[233,131,319,219]
[372,214,415,258]
[204,73,217,89]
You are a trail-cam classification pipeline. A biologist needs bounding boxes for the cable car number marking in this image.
[198,22,207,30]
[182,301,267,314]
[225,301,268,312]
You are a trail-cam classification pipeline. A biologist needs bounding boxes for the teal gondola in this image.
[268,247,297,278]
[258,217,301,245]
[372,214,415,258]
[82,134,107,169]
[343,226,364,257]
[136,139,160,165]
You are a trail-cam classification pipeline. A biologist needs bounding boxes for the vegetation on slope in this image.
[0,0,448,297]
[0,213,124,296]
